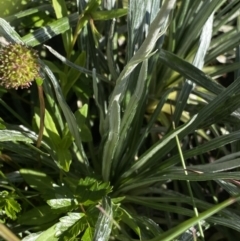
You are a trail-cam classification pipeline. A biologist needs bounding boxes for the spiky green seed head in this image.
[0,43,40,89]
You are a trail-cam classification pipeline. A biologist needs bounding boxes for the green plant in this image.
[1,0,240,240]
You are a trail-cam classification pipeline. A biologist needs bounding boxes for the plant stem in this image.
[36,85,45,148]
[173,121,204,240]
[0,223,21,241]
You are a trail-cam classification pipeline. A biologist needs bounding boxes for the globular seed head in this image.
[0,43,40,89]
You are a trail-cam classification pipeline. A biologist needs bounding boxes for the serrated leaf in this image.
[36,225,59,241]
[75,177,112,206]
[55,212,85,240]
[5,198,21,220]
[45,183,77,213]
[22,232,42,241]
[47,198,77,211]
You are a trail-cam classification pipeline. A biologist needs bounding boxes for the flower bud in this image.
[0,43,40,89]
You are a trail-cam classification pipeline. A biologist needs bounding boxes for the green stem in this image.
[173,121,204,240]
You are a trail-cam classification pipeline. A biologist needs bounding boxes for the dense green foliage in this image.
[1,0,240,240]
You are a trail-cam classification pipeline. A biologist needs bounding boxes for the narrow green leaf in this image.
[51,0,72,56]
[113,60,148,169]
[107,19,119,81]
[136,88,174,154]
[75,105,93,142]
[91,9,127,20]
[102,100,120,182]
[217,180,240,197]
[20,169,53,192]
[44,45,109,82]
[40,61,90,172]
[158,49,224,95]
[52,0,68,19]
[75,104,88,126]
[18,205,59,225]
[173,12,214,126]
[84,0,101,13]
[82,227,93,241]
[22,13,78,46]
[64,51,86,96]
[120,208,141,238]
[206,34,240,64]
[172,157,240,178]
[42,74,64,131]
[154,196,240,241]
[0,130,33,143]
[93,197,113,241]
[4,4,52,22]
[108,0,176,108]
[92,68,105,136]
[120,172,240,193]
[176,1,220,56]
[0,100,29,127]
[0,17,23,43]
[136,216,162,237]
[121,114,197,178]
[56,148,72,172]
[43,108,61,145]
[166,131,240,168]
